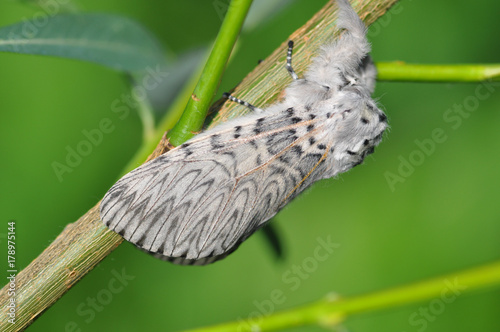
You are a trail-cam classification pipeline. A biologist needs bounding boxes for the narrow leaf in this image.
[0,13,167,72]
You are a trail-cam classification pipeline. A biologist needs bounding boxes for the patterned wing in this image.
[100,0,389,265]
[100,106,332,265]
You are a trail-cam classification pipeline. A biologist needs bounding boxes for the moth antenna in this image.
[286,40,299,80]
[223,92,263,113]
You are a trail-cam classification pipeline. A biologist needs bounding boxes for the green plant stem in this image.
[121,63,204,174]
[167,0,254,146]
[121,0,251,173]
[377,62,500,82]
[184,260,500,332]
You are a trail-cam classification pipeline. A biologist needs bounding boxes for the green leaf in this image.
[0,13,167,72]
[16,0,78,13]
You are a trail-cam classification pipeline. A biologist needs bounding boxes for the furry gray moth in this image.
[100,0,388,265]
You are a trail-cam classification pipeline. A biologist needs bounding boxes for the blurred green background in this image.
[1,0,500,331]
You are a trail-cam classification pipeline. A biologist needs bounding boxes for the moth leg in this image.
[285,40,299,80]
[223,92,264,113]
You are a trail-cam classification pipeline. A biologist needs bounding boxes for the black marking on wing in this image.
[100,107,329,265]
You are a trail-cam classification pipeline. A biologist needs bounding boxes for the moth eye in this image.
[365,146,375,155]
[378,113,388,123]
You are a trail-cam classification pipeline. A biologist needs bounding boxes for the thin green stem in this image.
[184,260,500,332]
[376,62,500,82]
[167,0,254,146]
[120,63,204,174]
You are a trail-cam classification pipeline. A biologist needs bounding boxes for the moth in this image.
[100,0,388,265]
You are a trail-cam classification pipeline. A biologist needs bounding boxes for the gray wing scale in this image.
[100,0,388,265]
[100,108,329,264]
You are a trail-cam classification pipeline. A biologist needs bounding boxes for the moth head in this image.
[333,94,388,168]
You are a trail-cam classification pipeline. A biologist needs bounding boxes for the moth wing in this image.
[100,107,332,264]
